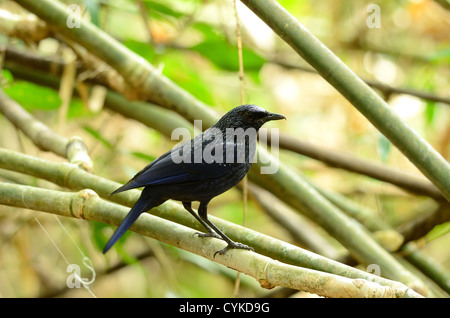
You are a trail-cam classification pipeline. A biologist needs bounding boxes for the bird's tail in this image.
[103,189,155,254]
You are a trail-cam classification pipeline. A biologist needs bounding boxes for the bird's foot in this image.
[193,231,222,240]
[213,241,254,258]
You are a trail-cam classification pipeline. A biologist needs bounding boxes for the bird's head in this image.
[214,104,286,131]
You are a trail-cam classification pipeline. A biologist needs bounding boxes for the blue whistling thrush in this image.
[103,105,286,256]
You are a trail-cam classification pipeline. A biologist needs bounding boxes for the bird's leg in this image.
[182,202,221,240]
[197,202,254,257]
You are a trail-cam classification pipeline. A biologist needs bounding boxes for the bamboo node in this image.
[258,259,277,289]
[71,189,98,219]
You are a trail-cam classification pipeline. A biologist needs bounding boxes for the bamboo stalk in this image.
[240,0,450,201]
[275,60,450,107]
[271,132,444,200]
[401,243,450,295]
[0,182,422,298]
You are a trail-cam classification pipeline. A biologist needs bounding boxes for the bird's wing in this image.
[112,140,242,195]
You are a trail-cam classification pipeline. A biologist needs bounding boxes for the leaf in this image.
[90,221,136,264]
[90,221,112,251]
[3,80,61,111]
[377,133,391,162]
[123,39,156,62]
[424,101,436,127]
[130,151,157,162]
[83,125,113,149]
[425,222,450,242]
[191,22,266,72]
[192,41,266,72]
[160,51,215,105]
[83,0,100,27]
[143,0,184,19]
[1,69,14,85]
[427,47,450,64]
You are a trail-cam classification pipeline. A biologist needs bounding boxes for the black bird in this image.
[103,105,285,255]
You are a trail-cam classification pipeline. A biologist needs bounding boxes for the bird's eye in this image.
[243,111,255,121]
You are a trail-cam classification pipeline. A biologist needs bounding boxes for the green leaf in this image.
[3,80,61,111]
[83,0,100,27]
[427,47,450,64]
[90,221,136,263]
[143,0,184,19]
[191,22,266,72]
[129,151,157,162]
[424,101,436,127]
[425,222,450,242]
[83,125,113,149]
[1,69,14,85]
[90,221,112,251]
[192,41,265,72]
[123,39,156,62]
[160,51,215,105]
[377,133,391,162]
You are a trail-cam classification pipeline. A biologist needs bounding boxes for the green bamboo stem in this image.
[247,183,344,261]
[275,60,450,106]
[0,147,420,293]
[240,0,450,201]
[316,188,404,252]
[0,88,92,171]
[272,132,444,200]
[0,182,422,298]
[397,202,450,243]
[401,243,450,294]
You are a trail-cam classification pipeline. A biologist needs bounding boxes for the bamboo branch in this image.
[275,60,450,107]
[400,243,450,295]
[0,182,422,298]
[240,0,450,201]
[271,131,445,201]
[0,88,93,171]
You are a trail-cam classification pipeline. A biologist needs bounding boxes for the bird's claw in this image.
[213,242,254,258]
[193,231,222,240]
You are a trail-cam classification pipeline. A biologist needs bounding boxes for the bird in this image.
[103,104,286,256]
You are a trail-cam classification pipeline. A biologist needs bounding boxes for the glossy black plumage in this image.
[103,105,285,255]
